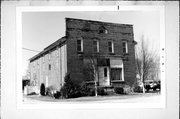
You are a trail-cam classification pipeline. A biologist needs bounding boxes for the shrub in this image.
[46,86,56,97]
[40,83,45,96]
[123,85,132,94]
[54,91,61,99]
[60,74,82,98]
[97,87,107,96]
[114,87,124,94]
[79,82,90,96]
[133,86,143,93]
[88,88,95,96]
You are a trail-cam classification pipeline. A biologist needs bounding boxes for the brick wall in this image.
[66,18,137,87]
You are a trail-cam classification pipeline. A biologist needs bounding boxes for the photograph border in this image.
[16,5,165,109]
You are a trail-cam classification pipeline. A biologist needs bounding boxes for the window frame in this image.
[93,39,99,53]
[122,41,128,54]
[108,41,114,53]
[77,38,83,52]
[49,64,51,70]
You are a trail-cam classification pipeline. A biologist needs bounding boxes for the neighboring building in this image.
[29,18,137,91]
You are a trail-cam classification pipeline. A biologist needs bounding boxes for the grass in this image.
[23,91,160,103]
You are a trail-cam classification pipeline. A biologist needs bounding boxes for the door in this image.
[98,67,110,86]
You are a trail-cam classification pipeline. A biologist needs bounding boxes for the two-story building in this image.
[29,18,137,91]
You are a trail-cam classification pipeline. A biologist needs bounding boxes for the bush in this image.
[40,83,45,96]
[133,86,143,93]
[60,74,82,98]
[123,85,131,94]
[114,87,124,94]
[54,91,61,99]
[46,86,56,97]
[97,87,107,96]
[79,82,90,96]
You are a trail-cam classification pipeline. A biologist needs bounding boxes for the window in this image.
[49,64,51,70]
[122,41,128,53]
[108,41,114,53]
[93,40,99,53]
[111,68,122,81]
[104,67,107,77]
[77,38,83,52]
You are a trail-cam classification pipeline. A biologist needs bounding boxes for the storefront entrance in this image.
[98,67,110,86]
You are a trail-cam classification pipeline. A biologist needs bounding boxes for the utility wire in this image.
[22,47,41,53]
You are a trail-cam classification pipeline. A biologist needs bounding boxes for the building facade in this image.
[29,18,137,91]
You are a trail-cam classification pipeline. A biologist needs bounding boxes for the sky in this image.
[22,11,160,76]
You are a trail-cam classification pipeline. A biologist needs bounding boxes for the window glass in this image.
[122,41,128,53]
[77,39,83,52]
[93,40,99,52]
[104,68,107,77]
[49,64,51,70]
[111,68,122,80]
[108,41,114,53]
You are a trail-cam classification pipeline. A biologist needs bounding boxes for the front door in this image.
[98,67,110,86]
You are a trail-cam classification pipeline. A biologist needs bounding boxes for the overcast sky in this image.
[22,11,160,76]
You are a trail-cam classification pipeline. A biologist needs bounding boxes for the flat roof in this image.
[66,17,133,28]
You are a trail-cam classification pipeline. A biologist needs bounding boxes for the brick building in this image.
[29,18,137,91]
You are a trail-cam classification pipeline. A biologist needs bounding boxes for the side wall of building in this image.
[66,18,136,87]
[30,44,67,90]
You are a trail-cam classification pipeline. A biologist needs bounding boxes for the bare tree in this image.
[135,35,160,93]
[83,53,101,97]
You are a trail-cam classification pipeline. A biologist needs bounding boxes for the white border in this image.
[16,5,165,109]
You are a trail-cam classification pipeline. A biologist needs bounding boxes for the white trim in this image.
[112,41,114,53]
[77,38,83,52]
[81,39,83,52]
[122,41,128,53]
[108,41,114,53]
[110,59,124,81]
[93,39,99,53]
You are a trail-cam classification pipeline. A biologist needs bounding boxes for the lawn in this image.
[23,91,160,103]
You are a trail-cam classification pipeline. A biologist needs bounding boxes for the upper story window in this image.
[108,41,114,53]
[122,41,128,54]
[77,38,83,52]
[93,40,99,53]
